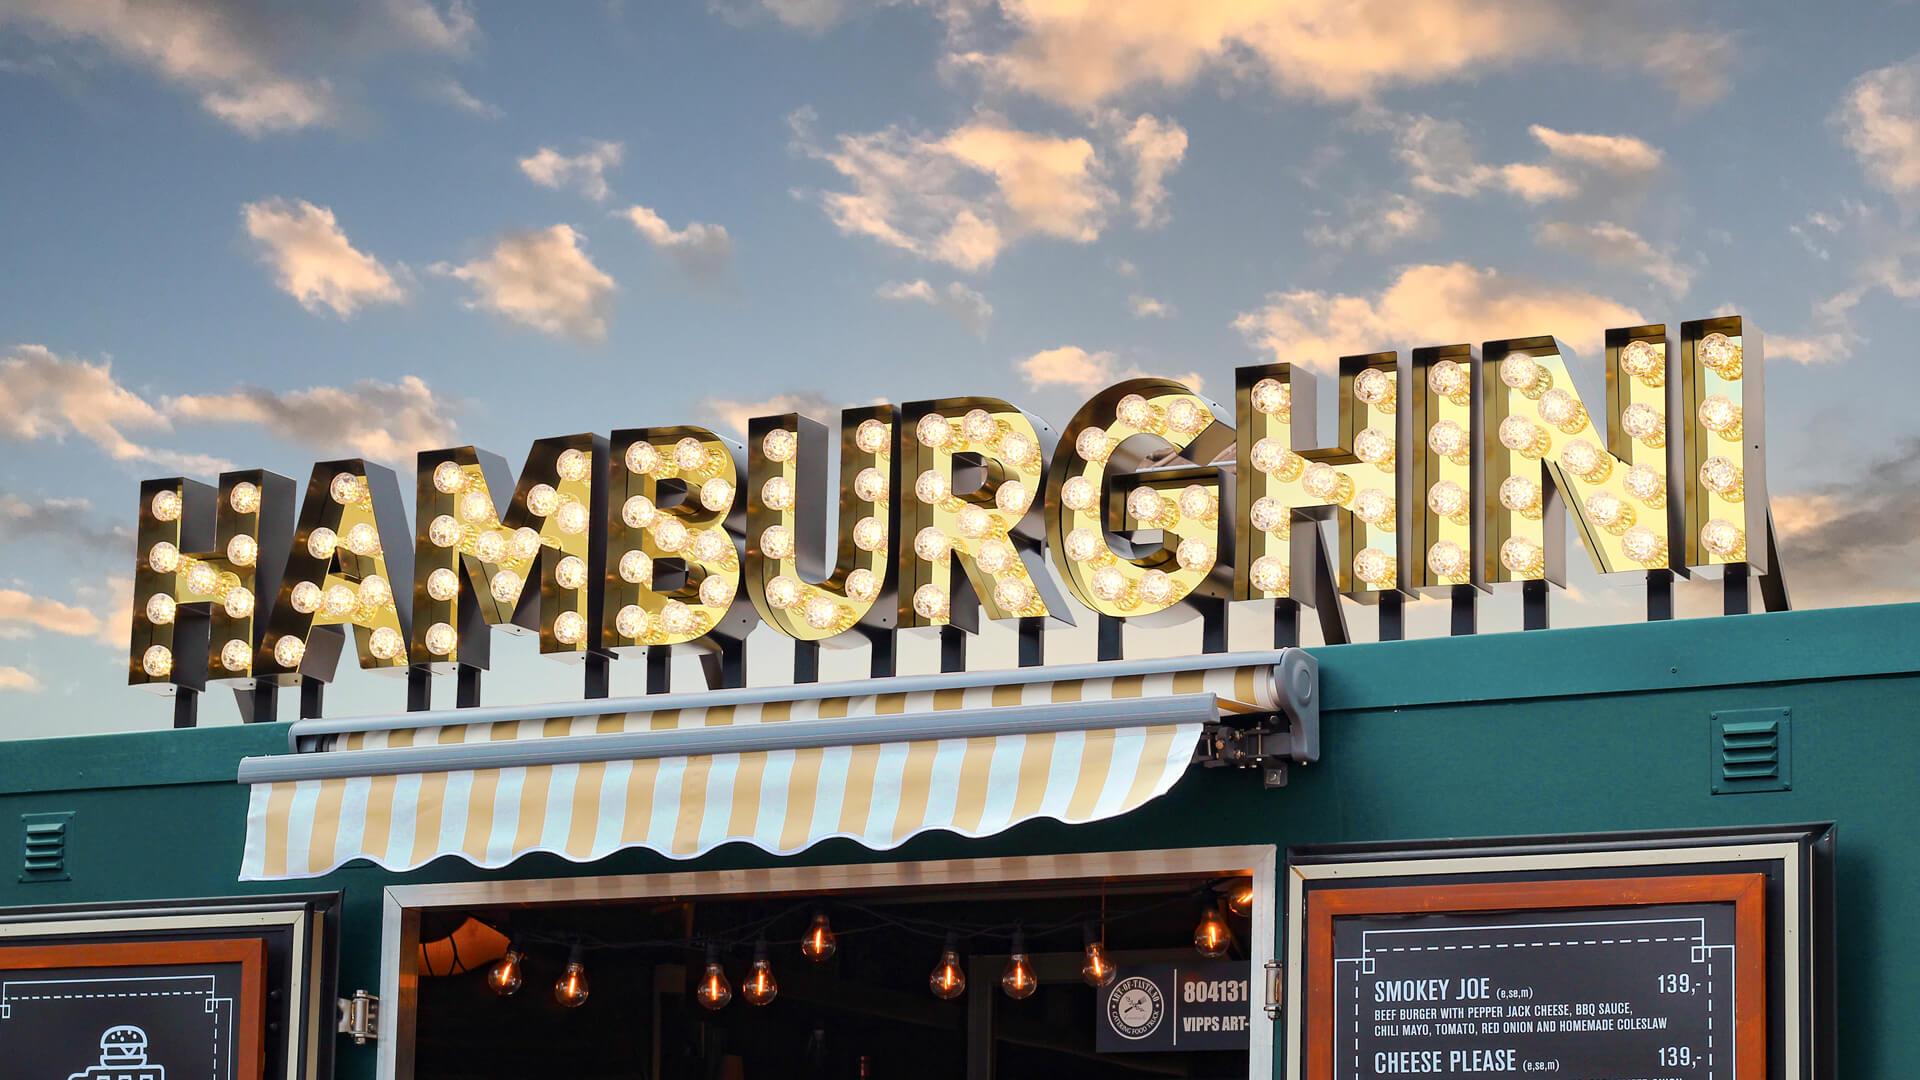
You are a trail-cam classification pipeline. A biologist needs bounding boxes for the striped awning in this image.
[238,656,1298,881]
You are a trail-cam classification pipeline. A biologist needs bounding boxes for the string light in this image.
[553,947,589,1008]
[487,948,524,996]
[697,944,733,1011]
[801,910,837,962]
[742,940,779,1006]
[930,934,967,1000]
[1080,924,1114,987]
[1194,900,1231,959]
[1000,931,1038,1000]
[1226,881,1255,917]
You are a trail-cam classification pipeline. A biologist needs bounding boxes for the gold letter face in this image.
[1237,357,1403,600]
[1053,379,1232,617]
[899,399,1057,629]
[1684,317,1766,571]
[258,462,413,679]
[604,426,750,651]
[413,436,603,667]
[130,470,294,689]
[1484,335,1675,582]
[745,407,896,641]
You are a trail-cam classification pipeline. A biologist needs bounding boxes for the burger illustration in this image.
[67,1025,163,1080]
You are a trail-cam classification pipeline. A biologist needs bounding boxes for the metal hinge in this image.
[1263,959,1283,1020]
[338,989,379,1044]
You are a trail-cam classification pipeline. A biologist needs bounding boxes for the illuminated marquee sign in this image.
[129,316,1776,711]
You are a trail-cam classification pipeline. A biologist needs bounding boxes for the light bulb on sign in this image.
[432,460,466,494]
[228,481,260,514]
[555,447,590,482]
[151,489,183,522]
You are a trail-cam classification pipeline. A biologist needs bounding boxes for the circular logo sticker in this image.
[1106,976,1165,1040]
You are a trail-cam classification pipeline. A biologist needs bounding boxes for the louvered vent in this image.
[1711,709,1791,795]
[20,812,72,882]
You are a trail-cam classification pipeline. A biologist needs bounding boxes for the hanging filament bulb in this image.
[742,940,779,1006]
[1194,901,1232,959]
[696,944,733,1011]
[930,933,967,1000]
[1080,924,1114,987]
[487,947,524,996]
[801,909,837,962]
[1001,930,1038,1000]
[1226,880,1256,917]
[553,947,589,1008]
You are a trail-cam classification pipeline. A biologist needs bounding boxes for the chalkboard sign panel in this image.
[1297,872,1768,1080]
[0,939,265,1080]
[1335,902,1736,1078]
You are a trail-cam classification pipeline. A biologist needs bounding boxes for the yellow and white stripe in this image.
[240,722,1201,880]
[238,666,1266,880]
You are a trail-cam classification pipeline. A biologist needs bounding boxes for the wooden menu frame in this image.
[1302,873,1767,1080]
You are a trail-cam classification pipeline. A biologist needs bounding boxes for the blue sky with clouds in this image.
[4,0,1919,737]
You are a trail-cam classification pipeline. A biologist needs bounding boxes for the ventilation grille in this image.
[20,812,71,882]
[1711,709,1791,795]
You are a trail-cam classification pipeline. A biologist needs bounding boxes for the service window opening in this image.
[407,873,1256,1080]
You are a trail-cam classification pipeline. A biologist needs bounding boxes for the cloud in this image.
[1128,294,1172,318]
[1365,111,1661,210]
[1306,192,1429,251]
[165,375,459,463]
[1529,125,1663,174]
[1019,345,1118,392]
[877,279,994,335]
[623,205,734,280]
[435,225,617,342]
[0,0,480,135]
[0,666,41,693]
[1116,113,1187,227]
[1836,54,1920,196]
[0,345,229,473]
[949,0,1725,109]
[241,198,406,318]
[520,141,624,201]
[700,391,839,436]
[709,0,847,30]
[426,76,500,118]
[792,108,1115,271]
[1233,262,1643,372]
[0,494,131,553]
[1016,346,1206,394]
[1770,440,1920,606]
[1535,221,1693,295]
[1765,332,1850,365]
[0,586,108,643]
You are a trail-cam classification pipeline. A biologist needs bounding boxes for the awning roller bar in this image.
[279,648,1308,751]
[239,693,1226,785]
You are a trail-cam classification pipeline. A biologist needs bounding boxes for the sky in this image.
[3,0,1919,739]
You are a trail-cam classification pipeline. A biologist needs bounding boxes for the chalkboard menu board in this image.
[1285,828,1842,1080]
[1335,901,1736,1078]
[0,895,337,1080]
[0,939,265,1080]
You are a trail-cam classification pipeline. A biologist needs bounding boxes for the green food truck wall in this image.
[3,602,1917,1077]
